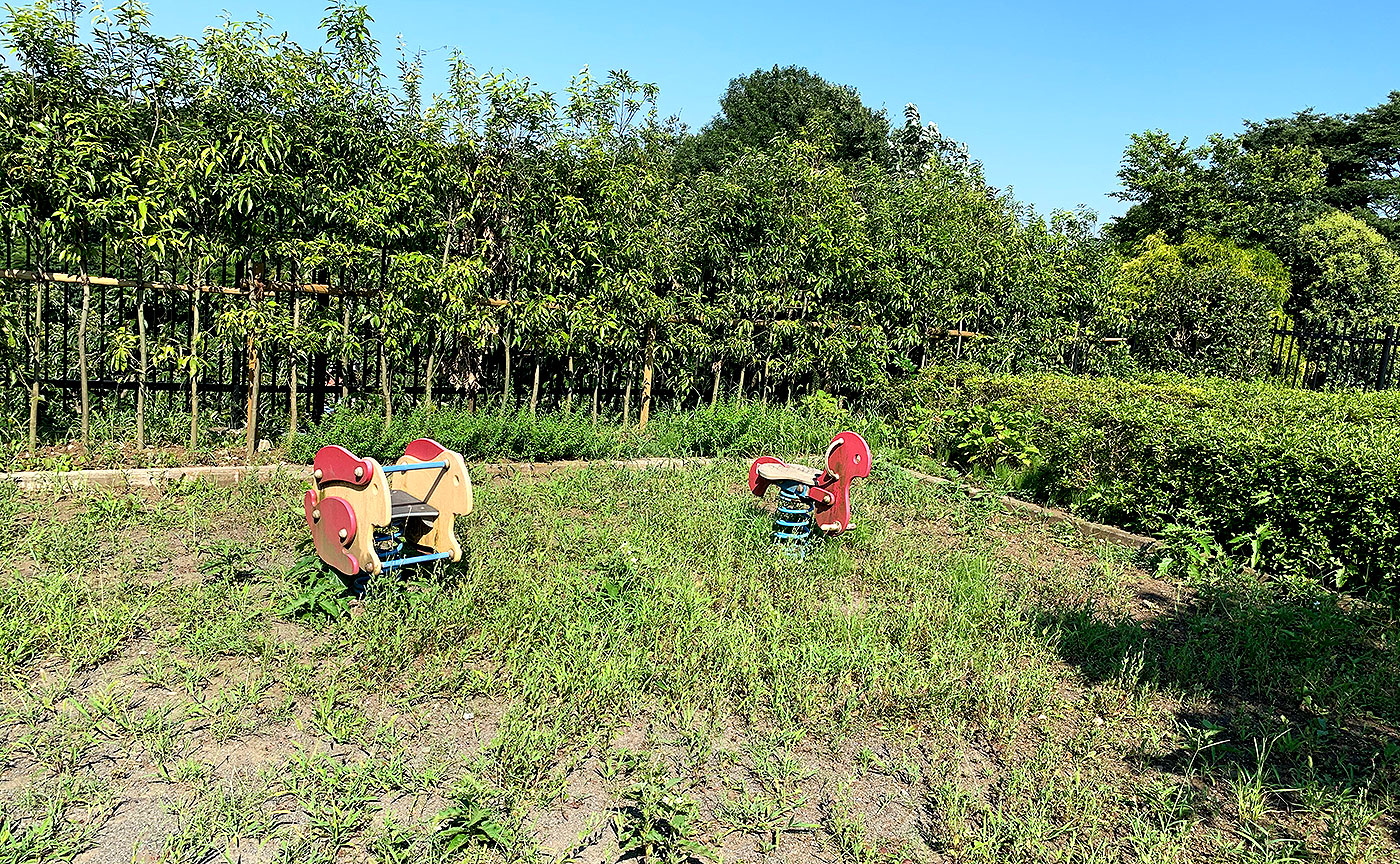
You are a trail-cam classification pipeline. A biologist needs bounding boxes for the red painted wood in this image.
[748,456,786,497]
[305,490,360,576]
[403,437,447,463]
[812,431,872,534]
[313,445,374,488]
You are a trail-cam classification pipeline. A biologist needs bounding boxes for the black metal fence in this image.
[1270,321,1398,392]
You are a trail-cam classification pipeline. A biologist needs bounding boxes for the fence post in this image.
[1378,324,1397,390]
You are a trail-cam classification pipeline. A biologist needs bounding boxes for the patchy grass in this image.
[0,461,1396,863]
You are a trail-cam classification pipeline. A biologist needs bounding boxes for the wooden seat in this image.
[754,461,822,486]
[390,489,439,520]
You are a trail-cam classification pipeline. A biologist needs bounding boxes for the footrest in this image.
[390,489,439,520]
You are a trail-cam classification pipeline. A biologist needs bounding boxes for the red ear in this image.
[826,431,872,480]
[313,445,374,487]
[404,437,447,462]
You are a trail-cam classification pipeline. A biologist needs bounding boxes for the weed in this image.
[613,776,712,864]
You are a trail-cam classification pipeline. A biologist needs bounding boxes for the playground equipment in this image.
[748,431,872,556]
[305,438,473,580]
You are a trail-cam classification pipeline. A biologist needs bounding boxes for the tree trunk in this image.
[710,359,722,409]
[379,338,391,430]
[502,331,512,407]
[591,363,600,424]
[189,290,199,450]
[27,276,42,457]
[288,292,300,441]
[761,356,771,405]
[565,355,575,412]
[339,297,350,402]
[422,337,438,411]
[639,327,655,430]
[77,268,91,448]
[530,360,541,416]
[737,366,746,402]
[622,361,633,427]
[244,339,260,462]
[136,293,148,450]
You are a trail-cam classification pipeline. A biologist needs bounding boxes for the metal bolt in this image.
[338,528,348,540]
[312,509,320,520]
[314,469,323,480]
[354,466,364,479]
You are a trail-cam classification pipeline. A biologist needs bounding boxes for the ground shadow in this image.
[1037,572,1400,842]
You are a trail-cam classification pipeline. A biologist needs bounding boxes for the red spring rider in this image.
[748,431,872,555]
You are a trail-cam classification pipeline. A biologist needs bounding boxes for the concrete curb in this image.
[0,463,303,491]
[893,465,1157,551]
[1,456,716,492]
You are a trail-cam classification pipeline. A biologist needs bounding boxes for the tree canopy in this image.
[1240,92,1400,243]
[675,65,892,174]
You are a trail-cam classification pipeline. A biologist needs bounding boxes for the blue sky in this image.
[129,1,1400,223]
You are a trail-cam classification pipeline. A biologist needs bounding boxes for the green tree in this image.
[1108,131,1326,254]
[676,65,890,175]
[1119,232,1285,376]
[1291,210,1400,329]
[1241,91,1400,243]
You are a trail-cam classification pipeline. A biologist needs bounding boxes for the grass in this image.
[0,458,1396,862]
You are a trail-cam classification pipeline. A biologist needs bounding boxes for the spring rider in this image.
[305,438,473,584]
[748,431,872,556]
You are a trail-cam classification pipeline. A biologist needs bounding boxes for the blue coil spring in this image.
[773,483,815,557]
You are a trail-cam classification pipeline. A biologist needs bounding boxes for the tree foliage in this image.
[1291,211,1400,329]
[1240,91,1400,243]
[1118,233,1285,376]
[676,65,891,175]
[10,0,1358,451]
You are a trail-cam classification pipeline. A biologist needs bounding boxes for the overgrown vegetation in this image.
[898,368,1400,590]
[1,465,1396,861]
[287,395,894,465]
[5,3,1394,461]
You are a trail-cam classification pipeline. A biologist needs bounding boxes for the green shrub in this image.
[898,369,1400,590]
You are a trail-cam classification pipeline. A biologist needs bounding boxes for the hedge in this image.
[898,370,1400,589]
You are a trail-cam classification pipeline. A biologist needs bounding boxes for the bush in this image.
[898,368,1400,590]
[1119,233,1286,377]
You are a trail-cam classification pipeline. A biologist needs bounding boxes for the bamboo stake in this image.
[622,361,633,427]
[136,290,147,449]
[639,327,655,430]
[530,360,541,416]
[288,291,300,440]
[77,266,91,448]
[28,275,43,457]
[189,289,199,450]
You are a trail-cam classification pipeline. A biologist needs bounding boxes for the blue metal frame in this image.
[379,550,451,569]
[381,460,448,474]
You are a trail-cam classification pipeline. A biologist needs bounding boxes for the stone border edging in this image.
[0,463,300,491]
[0,457,716,492]
[892,465,1157,550]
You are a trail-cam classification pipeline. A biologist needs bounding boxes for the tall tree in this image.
[676,65,891,175]
[1107,131,1326,254]
[1241,92,1400,243]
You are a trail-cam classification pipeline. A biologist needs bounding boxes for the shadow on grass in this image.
[1038,574,1400,839]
